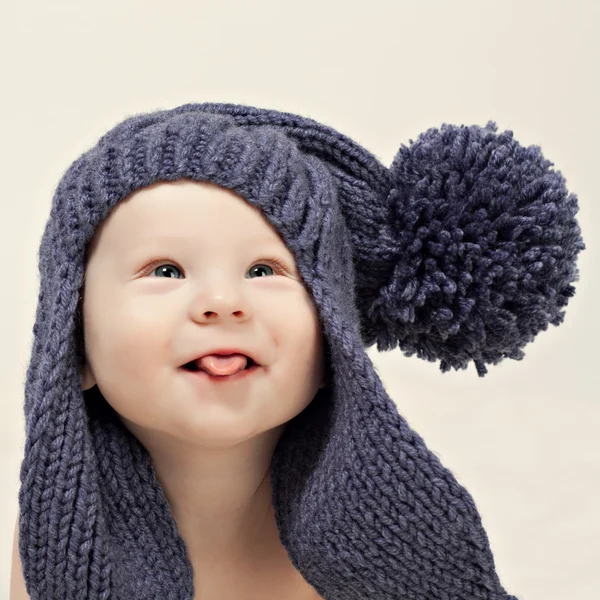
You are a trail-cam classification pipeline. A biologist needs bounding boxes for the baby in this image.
[13,102,584,599]
[80,179,328,598]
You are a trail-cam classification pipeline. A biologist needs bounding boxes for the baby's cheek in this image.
[114,319,170,376]
[98,323,168,423]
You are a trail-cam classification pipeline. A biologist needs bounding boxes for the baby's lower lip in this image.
[181,364,260,382]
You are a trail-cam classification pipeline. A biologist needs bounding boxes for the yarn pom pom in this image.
[368,121,585,376]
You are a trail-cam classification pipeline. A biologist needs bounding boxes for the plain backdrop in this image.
[1,1,598,598]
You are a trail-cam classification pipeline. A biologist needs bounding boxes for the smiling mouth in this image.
[182,356,257,372]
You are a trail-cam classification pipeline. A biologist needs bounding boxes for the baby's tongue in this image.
[197,354,248,376]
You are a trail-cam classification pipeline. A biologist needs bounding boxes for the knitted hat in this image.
[18,102,584,599]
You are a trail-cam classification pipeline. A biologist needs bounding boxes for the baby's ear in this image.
[81,361,96,391]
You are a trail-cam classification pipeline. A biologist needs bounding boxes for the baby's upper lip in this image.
[184,347,261,367]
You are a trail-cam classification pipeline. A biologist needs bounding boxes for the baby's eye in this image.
[247,263,278,278]
[150,264,183,279]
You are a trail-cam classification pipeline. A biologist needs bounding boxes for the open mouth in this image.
[182,356,256,372]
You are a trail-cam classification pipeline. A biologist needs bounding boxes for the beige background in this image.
[1,0,598,598]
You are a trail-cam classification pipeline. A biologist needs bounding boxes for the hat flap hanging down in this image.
[18,102,584,599]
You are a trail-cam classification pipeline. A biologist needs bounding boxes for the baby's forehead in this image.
[86,181,296,256]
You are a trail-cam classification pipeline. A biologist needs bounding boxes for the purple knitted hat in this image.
[17,102,584,599]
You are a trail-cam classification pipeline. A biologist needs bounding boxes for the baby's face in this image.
[80,180,326,446]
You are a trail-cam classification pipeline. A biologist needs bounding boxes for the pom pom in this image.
[366,121,585,376]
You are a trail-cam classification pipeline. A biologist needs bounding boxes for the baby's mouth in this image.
[182,354,256,377]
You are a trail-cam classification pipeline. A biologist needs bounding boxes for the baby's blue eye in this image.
[151,265,182,279]
[248,264,277,278]
[150,263,277,279]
